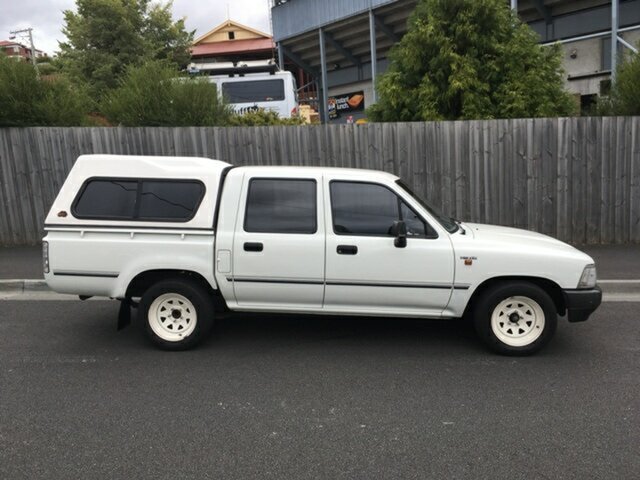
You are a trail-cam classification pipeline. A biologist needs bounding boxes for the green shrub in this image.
[101,61,233,126]
[598,45,640,115]
[227,108,305,126]
[0,54,90,126]
[37,63,58,76]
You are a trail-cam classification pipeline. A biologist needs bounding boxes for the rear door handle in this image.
[244,242,263,252]
[337,245,358,255]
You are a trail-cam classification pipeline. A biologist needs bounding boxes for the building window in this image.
[580,94,598,116]
[244,179,317,234]
[228,31,235,40]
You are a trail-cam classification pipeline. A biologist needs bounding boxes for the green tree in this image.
[0,54,90,126]
[228,109,305,126]
[598,44,640,115]
[36,56,60,76]
[58,0,192,99]
[101,60,232,126]
[368,0,576,121]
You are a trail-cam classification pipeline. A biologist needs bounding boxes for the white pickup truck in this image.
[43,155,602,355]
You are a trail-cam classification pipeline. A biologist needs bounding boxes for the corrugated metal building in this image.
[271,0,640,122]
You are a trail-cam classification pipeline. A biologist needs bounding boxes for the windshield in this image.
[396,180,459,233]
[221,79,285,104]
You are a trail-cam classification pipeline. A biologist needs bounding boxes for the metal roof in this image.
[191,38,275,58]
[273,0,640,75]
[277,0,417,72]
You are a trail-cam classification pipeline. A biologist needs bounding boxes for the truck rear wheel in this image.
[138,279,214,350]
[473,282,557,356]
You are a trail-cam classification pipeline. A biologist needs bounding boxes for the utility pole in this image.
[318,27,329,123]
[610,0,638,84]
[369,10,377,104]
[611,0,618,82]
[9,27,39,76]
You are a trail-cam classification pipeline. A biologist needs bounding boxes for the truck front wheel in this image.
[138,279,214,350]
[473,282,557,356]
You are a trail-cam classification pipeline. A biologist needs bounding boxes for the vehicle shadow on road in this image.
[204,313,581,357]
[207,313,482,353]
[18,301,581,358]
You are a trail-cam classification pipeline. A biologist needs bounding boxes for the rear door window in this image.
[244,179,317,234]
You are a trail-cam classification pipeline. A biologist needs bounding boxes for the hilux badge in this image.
[460,256,477,266]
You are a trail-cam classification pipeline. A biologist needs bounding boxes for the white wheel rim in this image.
[148,293,197,342]
[490,296,545,347]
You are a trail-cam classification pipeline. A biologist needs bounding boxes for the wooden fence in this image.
[1,117,639,246]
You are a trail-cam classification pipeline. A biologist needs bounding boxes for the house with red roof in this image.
[190,20,274,64]
[0,40,45,62]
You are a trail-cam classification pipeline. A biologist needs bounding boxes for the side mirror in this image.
[390,220,407,248]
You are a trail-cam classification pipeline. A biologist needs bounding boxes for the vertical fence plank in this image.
[630,117,640,243]
[585,117,600,244]
[453,121,467,221]
[571,117,586,244]
[511,119,525,230]
[556,117,569,242]
[616,117,631,243]
[0,129,20,245]
[601,117,613,243]
[424,121,439,208]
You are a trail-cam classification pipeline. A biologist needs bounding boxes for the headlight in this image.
[577,264,597,289]
[42,241,49,274]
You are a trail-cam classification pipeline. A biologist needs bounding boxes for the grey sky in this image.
[0,0,272,56]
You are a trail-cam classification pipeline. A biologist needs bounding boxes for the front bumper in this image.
[563,286,602,323]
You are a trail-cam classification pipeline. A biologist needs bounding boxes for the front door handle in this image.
[244,242,263,252]
[337,245,358,255]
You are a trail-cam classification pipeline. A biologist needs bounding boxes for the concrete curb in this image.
[0,279,49,293]
[598,281,640,296]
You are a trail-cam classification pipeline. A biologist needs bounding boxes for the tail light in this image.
[42,241,49,274]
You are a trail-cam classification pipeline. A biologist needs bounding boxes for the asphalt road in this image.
[1,300,638,479]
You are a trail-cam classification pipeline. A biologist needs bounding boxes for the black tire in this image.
[473,281,558,356]
[138,278,215,351]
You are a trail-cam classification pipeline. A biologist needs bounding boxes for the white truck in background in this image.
[43,155,602,355]
[189,60,298,118]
